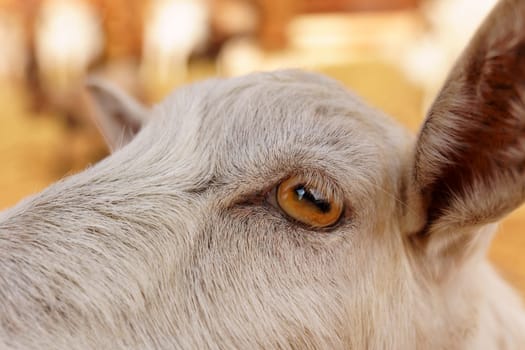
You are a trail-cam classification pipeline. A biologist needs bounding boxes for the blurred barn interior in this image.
[0,0,523,295]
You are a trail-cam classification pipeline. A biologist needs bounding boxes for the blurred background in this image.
[0,0,523,295]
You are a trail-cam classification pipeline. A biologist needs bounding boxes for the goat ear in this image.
[85,77,149,152]
[408,0,525,275]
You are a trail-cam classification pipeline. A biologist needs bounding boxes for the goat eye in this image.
[276,176,343,228]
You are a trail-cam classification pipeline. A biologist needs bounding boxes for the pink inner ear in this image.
[414,0,525,227]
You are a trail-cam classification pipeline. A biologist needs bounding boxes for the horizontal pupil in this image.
[294,185,331,213]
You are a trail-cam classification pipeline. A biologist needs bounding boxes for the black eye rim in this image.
[271,175,346,230]
[231,170,349,231]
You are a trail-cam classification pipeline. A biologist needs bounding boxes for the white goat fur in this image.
[2,0,525,348]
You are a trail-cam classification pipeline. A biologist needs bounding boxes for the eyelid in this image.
[266,186,279,207]
[226,168,344,208]
[282,172,341,202]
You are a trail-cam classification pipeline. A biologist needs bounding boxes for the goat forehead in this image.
[150,71,408,192]
[200,71,374,133]
[186,75,371,139]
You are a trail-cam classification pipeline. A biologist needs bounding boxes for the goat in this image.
[1,0,525,348]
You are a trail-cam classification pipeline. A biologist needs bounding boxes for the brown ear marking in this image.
[414,0,525,230]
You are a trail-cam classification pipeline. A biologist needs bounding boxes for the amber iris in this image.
[276,176,343,228]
